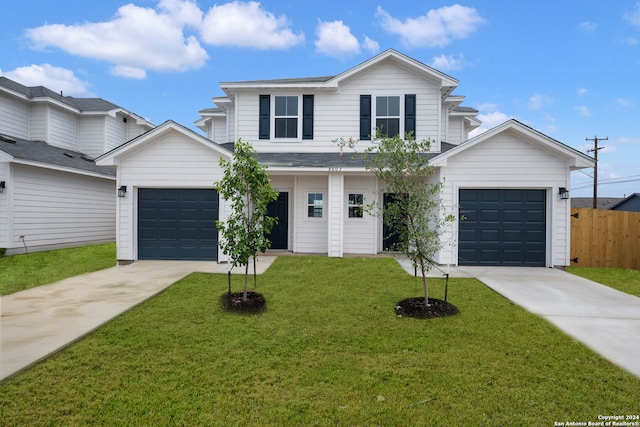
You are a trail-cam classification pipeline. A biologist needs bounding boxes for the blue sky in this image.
[2,1,640,197]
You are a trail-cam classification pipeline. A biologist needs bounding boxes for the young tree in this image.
[337,133,455,306]
[215,139,279,301]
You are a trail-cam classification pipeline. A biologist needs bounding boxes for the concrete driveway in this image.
[458,266,640,379]
[0,258,276,382]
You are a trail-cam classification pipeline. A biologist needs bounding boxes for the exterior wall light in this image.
[559,187,569,200]
[118,185,127,197]
[0,181,5,193]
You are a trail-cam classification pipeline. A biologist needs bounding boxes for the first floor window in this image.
[348,193,364,218]
[307,193,323,218]
[275,96,298,138]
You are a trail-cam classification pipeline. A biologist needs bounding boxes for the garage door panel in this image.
[459,189,546,266]
[138,188,218,260]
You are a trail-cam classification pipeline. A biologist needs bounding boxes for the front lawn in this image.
[567,266,640,297]
[0,243,116,295]
[1,257,638,425]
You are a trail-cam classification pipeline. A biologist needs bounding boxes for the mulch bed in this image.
[220,291,266,313]
[395,297,459,319]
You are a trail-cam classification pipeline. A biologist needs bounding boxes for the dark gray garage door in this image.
[458,189,546,266]
[138,189,218,260]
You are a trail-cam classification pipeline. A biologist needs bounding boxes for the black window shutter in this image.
[360,95,371,140]
[405,94,416,139]
[302,95,314,140]
[259,95,270,139]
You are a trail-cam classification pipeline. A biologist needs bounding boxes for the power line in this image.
[572,176,640,191]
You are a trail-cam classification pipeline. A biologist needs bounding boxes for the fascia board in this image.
[12,158,116,180]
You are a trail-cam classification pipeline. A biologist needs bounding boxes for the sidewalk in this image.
[0,258,276,382]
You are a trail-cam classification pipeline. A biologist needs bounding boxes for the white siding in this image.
[0,95,29,139]
[79,116,106,158]
[233,61,442,153]
[125,119,149,143]
[105,114,126,152]
[293,175,328,253]
[0,161,10,249]
[343,175,377,254]
[447,117,464,145]
[116,130,226,261]
[48,108,79,150]
[11,164,115,253]
[30,104,48,142]
[212,116,228,143]
[327,173,344,257]
[439,132,570,267]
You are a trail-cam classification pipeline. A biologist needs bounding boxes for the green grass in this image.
[0,243,116,295]
[568,266,640,297]
[1,256,638,426]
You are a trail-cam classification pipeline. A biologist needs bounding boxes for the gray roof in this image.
[0,134,115,177]
[571,197,624,209]
[222,76,335,85]
[453,106,479,114]
[0,77,120,112]
[219,141,457,168]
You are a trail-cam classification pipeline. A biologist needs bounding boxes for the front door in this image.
[382,193,403,251]
[266,192,288,249]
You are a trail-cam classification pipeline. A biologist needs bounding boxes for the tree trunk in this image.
[243,263,249,301]
[421,261,429,306]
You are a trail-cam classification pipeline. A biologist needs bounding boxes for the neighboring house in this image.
[96,49,594,267]
[571,197,624,209]
[608,193,640,212]
[0,77,153,255]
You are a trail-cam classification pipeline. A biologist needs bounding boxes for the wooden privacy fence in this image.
[570,207,640,270]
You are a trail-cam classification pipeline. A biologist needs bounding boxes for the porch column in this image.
[327,172,344,257]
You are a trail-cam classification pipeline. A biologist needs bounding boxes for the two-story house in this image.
[96,49,594,267]
[0,77,153,255]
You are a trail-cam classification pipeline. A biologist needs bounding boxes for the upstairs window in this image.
[275,96,298,138]
[376,96,400,138]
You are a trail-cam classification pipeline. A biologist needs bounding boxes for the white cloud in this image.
[578,21,597,31]
[201,1,304,49]
[111,65,147,79]
[375,5,485,48]
[158,0,203,28]
[574,105,591,117]
[617,98,634,108]
[0,64,93,96]
[430,54,465,71]
[528,93,554,110]
[577,87,588,96]
[315,20,360,59]
[469,110,513,138]
[25,2,209,77]
[624,3,640,26]
[362,36,380,54]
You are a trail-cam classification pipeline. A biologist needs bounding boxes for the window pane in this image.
[376,118,400,137]
[286,96,298,115]
[348,193,363,205]
[275,96,287,116]
[388,96,400,116]
[376,96,388,116]
[286,117,297,138]
[348,206,363,218]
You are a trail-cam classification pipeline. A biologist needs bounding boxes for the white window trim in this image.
[306,191,325,220]
[272,94,302,142]
[374,94,404,139]
[346,192,366,220]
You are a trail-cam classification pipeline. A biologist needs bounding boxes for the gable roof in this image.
[0,77,153,125]
[608,193,640,210]
[219,49,459,97]
[0,133,115,178]
[571,197,624,209]
[95,120,232,166]
[430,119,595,169]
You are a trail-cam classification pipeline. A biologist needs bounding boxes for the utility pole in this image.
[586,136,607,209]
